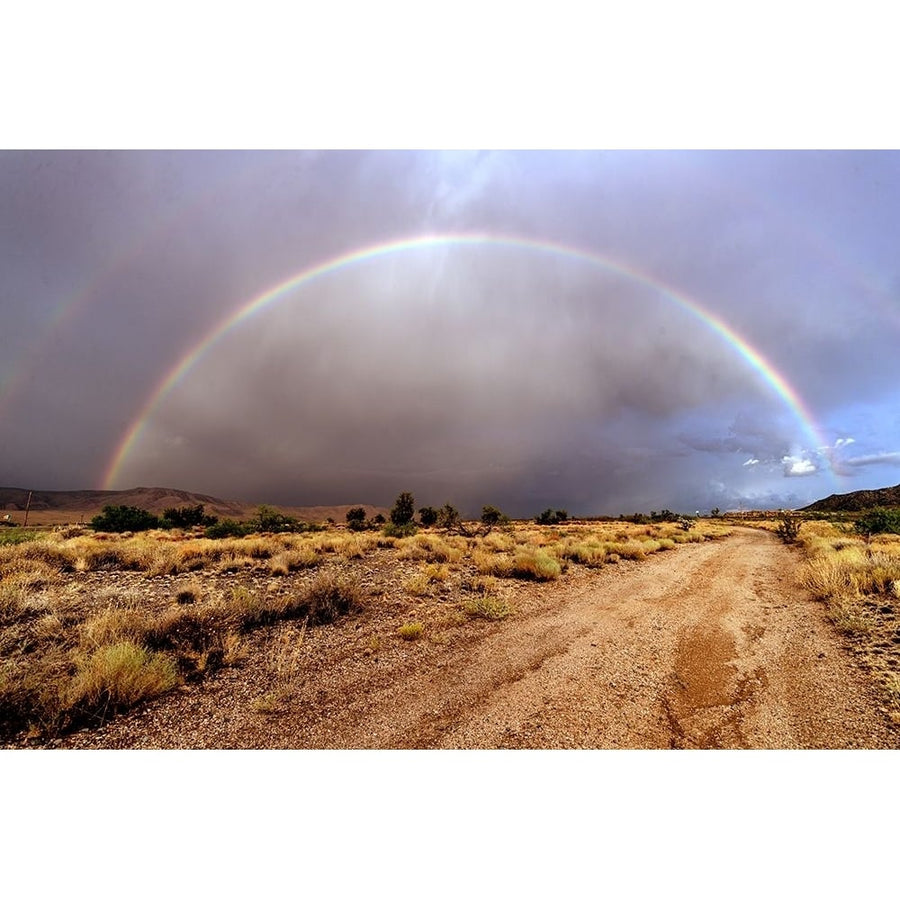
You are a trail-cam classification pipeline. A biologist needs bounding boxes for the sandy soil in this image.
[46,528,899,749]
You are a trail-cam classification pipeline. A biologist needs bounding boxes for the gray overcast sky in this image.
[2,149,899,516]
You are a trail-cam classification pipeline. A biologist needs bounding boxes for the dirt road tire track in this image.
[53,528,898,749]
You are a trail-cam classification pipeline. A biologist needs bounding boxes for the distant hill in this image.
[0,486,387,526]
[801,483,900,513]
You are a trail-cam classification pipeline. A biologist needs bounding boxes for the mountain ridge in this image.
[0,486,386,525]
[801,483,900,513]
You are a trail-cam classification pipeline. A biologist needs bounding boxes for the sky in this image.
[1,149,899,516]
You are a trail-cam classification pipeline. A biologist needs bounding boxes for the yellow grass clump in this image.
[66,642,179,713]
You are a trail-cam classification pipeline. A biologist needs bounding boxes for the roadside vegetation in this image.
[0,492,732,744]
[747,509,900,721]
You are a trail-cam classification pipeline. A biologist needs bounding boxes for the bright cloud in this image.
[783,456,817,476]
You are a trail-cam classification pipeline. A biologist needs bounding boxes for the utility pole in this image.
[23,490,33,527]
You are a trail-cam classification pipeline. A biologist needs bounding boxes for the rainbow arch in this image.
[101,233,835,489]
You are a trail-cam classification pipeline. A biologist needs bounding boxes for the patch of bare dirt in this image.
[23,529,900,749]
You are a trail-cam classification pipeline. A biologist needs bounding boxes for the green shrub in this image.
[346,507,368,531]
[205,519,253,538]
[481,505,508,528]
[855,508,900,537]
[0,528,42,546]
[536,509,568,525]
[91,505,160,532]
[383,521,418,538]
[162,504,217,528]
[418,506,438,527]
[437,503,460,530]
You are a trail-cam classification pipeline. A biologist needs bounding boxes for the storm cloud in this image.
[2,150,899,516]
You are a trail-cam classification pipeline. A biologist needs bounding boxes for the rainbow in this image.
[101,233,835,489]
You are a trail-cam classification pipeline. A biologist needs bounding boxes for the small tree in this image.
[390,492,416,527]
[480,505,505,529]
[437,503,460,530]
[346,507,367,531]
[418,506,438,527]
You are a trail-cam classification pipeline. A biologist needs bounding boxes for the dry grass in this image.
[793,519,900,717]
[0,517,733,743]
[398,621,424,640]
[511,549,562,581]
[464,592,513,620]
[66,642,179,716]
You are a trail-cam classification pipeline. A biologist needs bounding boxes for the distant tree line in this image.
[90,503,324,536]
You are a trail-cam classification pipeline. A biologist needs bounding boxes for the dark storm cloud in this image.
[3,151,900,514]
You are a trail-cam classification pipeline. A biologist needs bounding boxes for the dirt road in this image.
[55,528,898,749]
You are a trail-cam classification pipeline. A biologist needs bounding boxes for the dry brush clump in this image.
[795,520,900,718]
[510,548,563,581]
[0,550,363,741]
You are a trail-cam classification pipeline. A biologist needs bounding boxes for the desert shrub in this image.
[0,528,43,546]
[66,642,178,717]
[80,606,150,648]
[536,509,568,525]
[562,541,606,566]
[775,515,801,544]
[268,546,320,575]
[383,521,418,538]
[398,622,424,641]
[205,519,253,538]
[302,573,364,624]
[481,505,508,529]
[175,582,202,604]
[91,505,161,533]
[437,503,461,530]
[75,544,131,571]
[418,506,438,527]
[604,541,646,561]
[855,508,900,537]
[473,548,514,577]
[511,549,561,580]
[253,505,298,533]
[161,504,218,529]
[346,507,368,531]
[15,541,77,572]
[405,572,431,596]
[465,592,512,620]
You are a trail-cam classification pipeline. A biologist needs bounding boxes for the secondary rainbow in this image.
[102,233,834,489]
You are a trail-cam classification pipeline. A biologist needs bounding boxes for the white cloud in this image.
[743,457,759,467]
[835,437,856,448]
[783,455,817,476]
